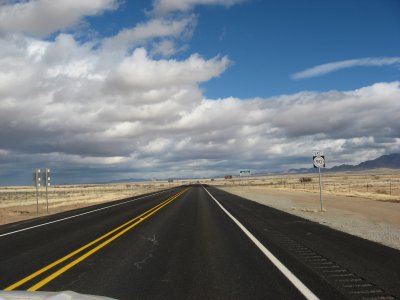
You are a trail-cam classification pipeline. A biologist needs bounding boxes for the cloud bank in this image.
[0,0,398,184]
[0,0,118,36]
[292,57,400,79]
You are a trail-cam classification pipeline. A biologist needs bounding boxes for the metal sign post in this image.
[46,173,48,213]
[32,169,41,215]
[32,168,51,215]
[318,167,323,211]
[42,168,51,213]
[313,151,326,211]
[35,176,39,215]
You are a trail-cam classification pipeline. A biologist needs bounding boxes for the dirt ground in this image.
[209,169,400,201]
[0,181,181,225]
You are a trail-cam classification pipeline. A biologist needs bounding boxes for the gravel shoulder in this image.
[217,186,400,251]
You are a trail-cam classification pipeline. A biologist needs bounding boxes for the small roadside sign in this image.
[41,168,51,187]
[313,150,324,157]
[32,169,41,187]
[239,170,251,177]
[313,156,325,168]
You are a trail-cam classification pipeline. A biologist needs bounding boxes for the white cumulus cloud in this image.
[106,48,229,90]
[1,29,398,182]
[102,16,196,53]
[0,0,118,36]
[0,0,399,184]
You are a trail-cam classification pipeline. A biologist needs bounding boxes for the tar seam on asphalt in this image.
[265,228,397,300]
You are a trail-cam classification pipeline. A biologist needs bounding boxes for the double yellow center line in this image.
[5,188,189,291]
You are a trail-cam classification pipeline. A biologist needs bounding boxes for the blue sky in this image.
[84,0,400,98]
[0,0,399,185]
[197,0,400,98]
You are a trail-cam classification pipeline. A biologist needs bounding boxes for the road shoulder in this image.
[217,186,400,250]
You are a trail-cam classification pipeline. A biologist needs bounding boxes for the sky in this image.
[0,0,399,185]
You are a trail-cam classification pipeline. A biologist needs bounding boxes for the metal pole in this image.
[36,183,39,215]
[319,167,323,211]
[45,169,49,214]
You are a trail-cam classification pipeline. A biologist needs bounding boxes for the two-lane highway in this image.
[1,185,399,299]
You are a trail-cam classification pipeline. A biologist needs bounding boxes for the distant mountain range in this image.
[288,153,400,173]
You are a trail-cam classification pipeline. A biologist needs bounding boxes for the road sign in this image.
[313,150,324,157]
[239,170,251,177]
[33,169,41,187]
[32,169,41,214]
[313,156,325,168]
[42,168,50,213]
[41,168,51,186]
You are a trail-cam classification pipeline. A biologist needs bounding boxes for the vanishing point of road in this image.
[1,185,399,299]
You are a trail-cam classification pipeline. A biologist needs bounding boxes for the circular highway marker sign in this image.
[313,156,325,168]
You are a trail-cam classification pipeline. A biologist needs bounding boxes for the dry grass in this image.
[0,181,183,225]
[207,169,400,203]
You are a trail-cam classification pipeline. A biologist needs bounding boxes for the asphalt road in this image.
[0,185,399,300]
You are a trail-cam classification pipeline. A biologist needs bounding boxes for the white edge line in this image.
[202,186,319,300]
[0,188,175,238]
